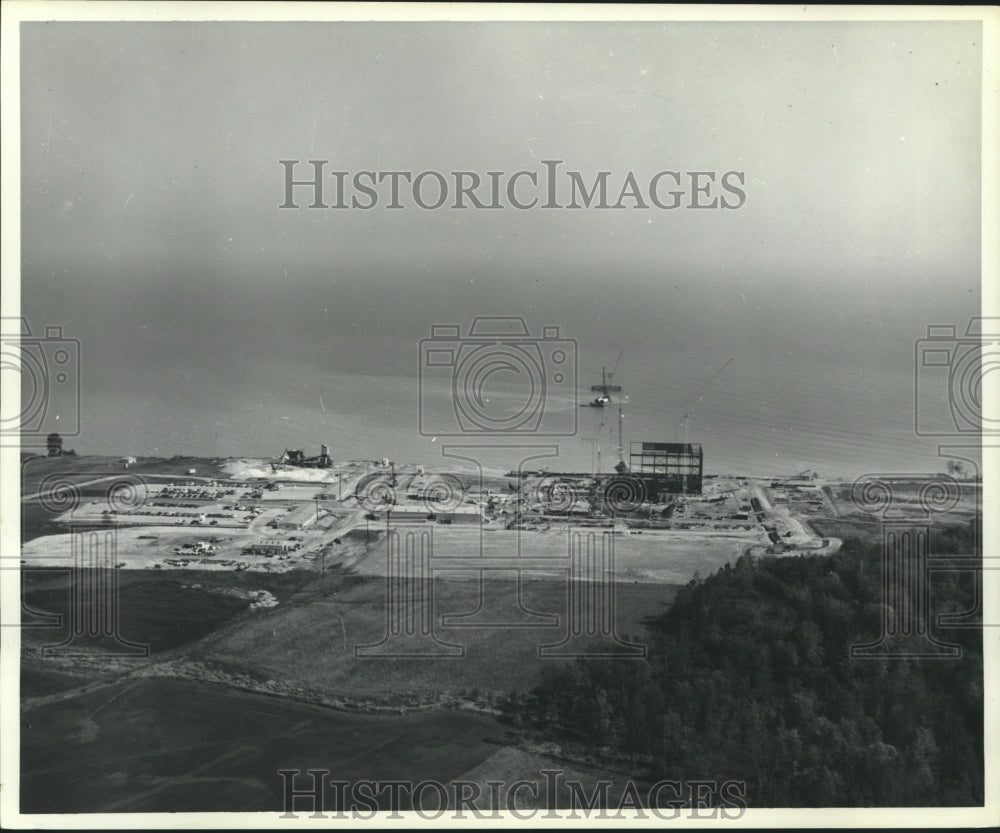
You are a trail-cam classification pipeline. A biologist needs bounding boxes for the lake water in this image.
[44,339,978,479]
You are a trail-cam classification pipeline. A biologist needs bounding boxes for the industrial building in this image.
[434,506,482,524]
[246,541,290,555]
[274,502,318,530]
[275,444,333,470]
[628,442,704,496]
[367,506,432,523]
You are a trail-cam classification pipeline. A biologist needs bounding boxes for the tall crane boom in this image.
[587,351,626,471]
[610,350,626,469]
[607,349,624,385]
[675,357,733,444]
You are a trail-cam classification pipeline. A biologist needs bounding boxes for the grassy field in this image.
[20,678,506,813]
[352,526,756,585]
[808,517,883,545]
[18,568,330,693]
[19,501,67,543]
[19,564,677,703]
[19,665,101,697]
[20,454,232,491]
[190,574,676,701]
[20,572,251,657]
[18,563,679,814]
[825,479,982,520]
[20,454,126,490]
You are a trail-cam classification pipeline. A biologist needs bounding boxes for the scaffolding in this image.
[629,442,704,495]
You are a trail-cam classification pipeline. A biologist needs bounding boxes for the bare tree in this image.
[946,460,968,480]
[45,432,63,457]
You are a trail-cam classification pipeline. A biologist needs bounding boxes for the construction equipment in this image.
[584,367,619,408]
[583,350,624,408]
[773,468,817,486]
[271,444,333,471]
[712,486,743,510]
[586,351,628,472]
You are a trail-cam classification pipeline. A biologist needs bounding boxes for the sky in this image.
[16,20,985,474]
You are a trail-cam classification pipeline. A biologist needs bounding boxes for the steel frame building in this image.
[629,442,704,495]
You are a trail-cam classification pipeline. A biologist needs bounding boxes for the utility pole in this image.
[588,351,625,474]
[617,404,625,470]
[607,351,626,471]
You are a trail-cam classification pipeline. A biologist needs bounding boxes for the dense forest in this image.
[502,526,983,807]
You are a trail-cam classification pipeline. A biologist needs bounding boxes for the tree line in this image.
[501,526,983,807]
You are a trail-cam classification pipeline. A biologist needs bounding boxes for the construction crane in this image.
[271,444,334,472]
[584,350,624,408]
[675,358,733,445]
[607,349,624,388]
[608,350,628,472]
[587,351,627,472]
[774,468,816,486]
